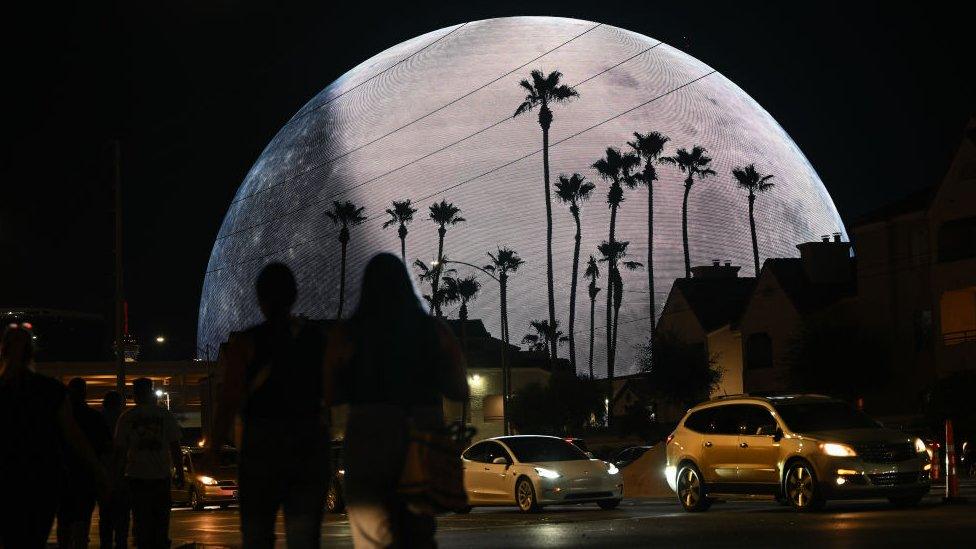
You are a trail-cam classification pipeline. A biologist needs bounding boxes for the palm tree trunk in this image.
[588,292,596,380]
[681,178,693,278]
[567,212,581,373]
[337,239,348,319]
[433,227,446,316]
[648,183,656,341]
[542,123,557,364]
[606,199,619,422]
[399,224,408,264]
[748,192,760,276]
[500,275,509,435]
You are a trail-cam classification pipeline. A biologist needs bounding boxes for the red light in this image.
[21,322,32,330]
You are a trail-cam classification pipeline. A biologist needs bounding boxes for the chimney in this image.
[796,234,852,284]
[692,262,741,279]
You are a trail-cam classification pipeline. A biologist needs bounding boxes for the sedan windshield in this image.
[773,402,880,432]
[502,437,589,462]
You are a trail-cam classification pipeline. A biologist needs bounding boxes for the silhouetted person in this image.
[210,262,330,548]
[114,377,182,549]
[99,389,130,548]
[57,378,113,548]
[325,253,468,548]
[0,325,108,548]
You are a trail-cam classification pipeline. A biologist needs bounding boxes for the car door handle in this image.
[704,441,713,448]
[740,442,749,448]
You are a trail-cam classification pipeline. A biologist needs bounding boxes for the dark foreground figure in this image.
[211,262,331,548]
[326,253,469,548]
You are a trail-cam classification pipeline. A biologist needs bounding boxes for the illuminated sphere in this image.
[199,16,845,375]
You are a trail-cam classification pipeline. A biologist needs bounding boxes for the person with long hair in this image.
[326,252,468,548]
[209,262,331,548]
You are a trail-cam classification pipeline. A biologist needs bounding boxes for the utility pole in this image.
[113,140,125,397]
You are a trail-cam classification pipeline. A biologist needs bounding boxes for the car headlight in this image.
[534,467,561,479]
[820,443,857,457]
[197,475,218,486]
[606,462,620,475]
[914,438,927,454]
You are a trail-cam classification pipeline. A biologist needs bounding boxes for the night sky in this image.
[3,1,974,359]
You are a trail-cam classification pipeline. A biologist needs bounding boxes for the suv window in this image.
[740,405,779,436]
[684,408,715,433]
[710,405,747,435]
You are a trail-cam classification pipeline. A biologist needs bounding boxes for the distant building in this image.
[852,117,976,407]
[737,236,856,394]
[657,261,756,399]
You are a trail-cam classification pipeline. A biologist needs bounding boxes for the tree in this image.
[627,131,670,340]
[514,69,578,363]
[382,199,418,264]
[660,146,716,278]
[428,200,465,316]
[731,164,775,276]
[583,255,602,380]
[592,147,640,400]
[521,319,568,355]
[554,173,596,373]
[485,247,525,435]
[508,371,604,435]
[413,258,456,315]
[443,275,481,337]
[785,319,887,402]
[598,240,643,367]
[637,331,723,410]
[325,200,367,318]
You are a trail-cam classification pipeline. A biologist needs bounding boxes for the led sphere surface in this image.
[199,16,845,375]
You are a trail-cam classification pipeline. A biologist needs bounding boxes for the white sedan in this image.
[461,435,623,512]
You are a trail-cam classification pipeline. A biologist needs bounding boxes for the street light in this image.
[155,335,166,343]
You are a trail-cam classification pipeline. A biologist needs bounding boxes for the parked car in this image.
[171,446,239,510]
[461,435,623,513]
[326,440,346,514]
[613,446,653,468]
[666,395,931,512]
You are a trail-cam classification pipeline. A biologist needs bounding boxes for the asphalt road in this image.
[60,482,976,547]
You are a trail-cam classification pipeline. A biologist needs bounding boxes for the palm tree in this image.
[660,146,716,278]
[485,247,525,435]
[592,147,639,393]
[514,69,578,362]
[583,255,601,380]
[554,173,595,373]
[428,200,465,316]
[443,275,481,324]
[413,258,456,315]
[382,199,418,263]
[325,200,367,318]
[731,164,775,276]
[627,131,670,340]
[522,319,568,355]
[598,240,643,373]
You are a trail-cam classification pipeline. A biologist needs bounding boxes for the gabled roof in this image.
[761,258,855,314]
[671,277,756,332]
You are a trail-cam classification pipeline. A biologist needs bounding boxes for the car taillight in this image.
[666,433,675,445]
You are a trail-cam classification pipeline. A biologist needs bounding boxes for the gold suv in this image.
[665,395,931,511]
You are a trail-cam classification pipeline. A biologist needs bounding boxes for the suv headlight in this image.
[606,462,620,475]
[820,443,857,457]
[197,475,218,486]
[914,438,927,454]
[534,467,561,479]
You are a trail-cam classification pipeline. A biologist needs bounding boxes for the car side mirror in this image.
[491,456,509,466]
[772,428,784,442]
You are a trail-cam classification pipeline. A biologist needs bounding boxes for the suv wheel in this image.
[190,488,204,511]
[784,461,824,511]
[516,477,541,513]
[676,464,711,512]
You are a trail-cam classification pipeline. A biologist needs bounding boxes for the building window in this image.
[745,333,773,370]
[937,216,976,263]
[940,288,976,346]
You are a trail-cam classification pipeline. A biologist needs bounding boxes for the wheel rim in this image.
[327,485,337,511]
[190,491,199,508]
[517,481,533,510]
[786,465,815,507]
[677,468,701,508]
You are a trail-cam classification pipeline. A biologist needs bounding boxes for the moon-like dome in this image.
[198,16,845,375]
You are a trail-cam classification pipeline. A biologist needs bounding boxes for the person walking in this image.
[113,377,182,549]
[209,262,331,548]
[0,325,108,548]
[57,378,113,548]
[325,252,469,548]
[99,390,130,548]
